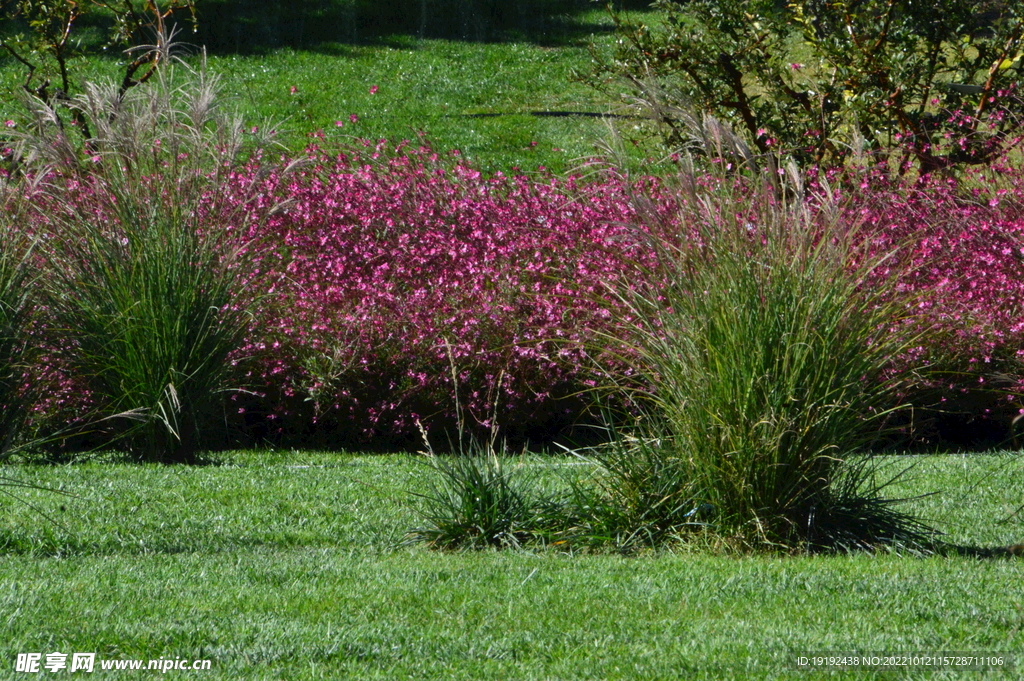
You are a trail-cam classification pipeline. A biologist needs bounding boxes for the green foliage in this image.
[593,0,1024,170]
[597,155,934,549]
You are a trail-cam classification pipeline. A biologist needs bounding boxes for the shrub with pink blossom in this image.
[843,166,1024,446]
[232,142,665,448]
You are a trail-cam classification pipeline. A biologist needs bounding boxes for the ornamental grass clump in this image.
[15,55,273,462]
[598,158,936,551]
[555,433,711,552]
[0,188,39,458]
[42,178,249,461]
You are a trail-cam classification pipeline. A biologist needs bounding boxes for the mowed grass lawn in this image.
[2,452,1024,680]
[0,8,662,175]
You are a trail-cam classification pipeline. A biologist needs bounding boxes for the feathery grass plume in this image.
[609,76,760,172]
[20,50,282,462]
[0,182,40,458]
[593,140,936,551]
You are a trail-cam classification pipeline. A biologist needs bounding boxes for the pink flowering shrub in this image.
[230,142,662,448]
[844,167,1024,445]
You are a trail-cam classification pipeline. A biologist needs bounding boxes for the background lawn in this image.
[1,452,1023,679]
[0,5,664,174]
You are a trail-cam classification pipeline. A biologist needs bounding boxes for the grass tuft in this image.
[407,450,542,550]
[405,418,557,550]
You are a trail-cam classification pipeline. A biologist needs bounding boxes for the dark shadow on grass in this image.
[0,0,656,57]
[187,0,656,53]
[192,0,651,53]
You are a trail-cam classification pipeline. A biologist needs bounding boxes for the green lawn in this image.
[0,8,662,175]
[2,452,1023,679]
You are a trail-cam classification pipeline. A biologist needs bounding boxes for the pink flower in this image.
[335,121,344,127]
[350,114,359,123]
[3,120,14,128]
[289,86,297,95]
[369,85,378,95]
